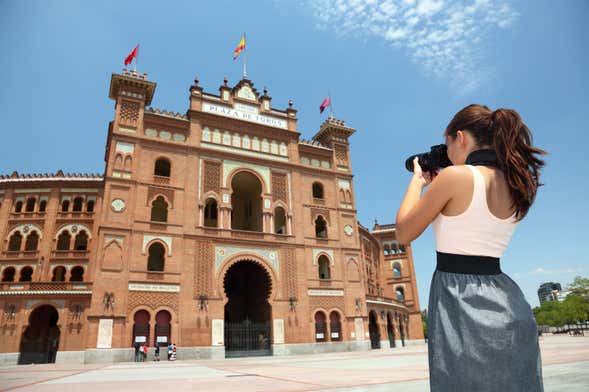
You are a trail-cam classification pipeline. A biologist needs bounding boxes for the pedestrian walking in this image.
[396,104,546,391]
[167,343,173,360]
[154,344,160,361]
[141,342,148,362]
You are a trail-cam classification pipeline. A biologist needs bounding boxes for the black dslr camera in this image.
[405,144,452,173]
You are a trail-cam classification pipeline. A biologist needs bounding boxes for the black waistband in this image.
[436,251,501,275]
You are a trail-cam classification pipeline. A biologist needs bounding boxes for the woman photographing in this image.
[396,104,547,391]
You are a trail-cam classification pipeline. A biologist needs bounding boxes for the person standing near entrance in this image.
[141,342,148,362]
[154,344,160,361]
[396,105,546,391]
[133,342,141,362]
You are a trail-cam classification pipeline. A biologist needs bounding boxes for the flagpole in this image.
[133,44,138,72]
[328,92,334,117]
[243,33,247,79]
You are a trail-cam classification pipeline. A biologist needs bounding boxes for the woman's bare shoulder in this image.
[438,165,472,183]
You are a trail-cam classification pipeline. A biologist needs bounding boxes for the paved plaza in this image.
[0,336,587,392]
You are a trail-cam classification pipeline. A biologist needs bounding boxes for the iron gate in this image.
[224,319,272,358]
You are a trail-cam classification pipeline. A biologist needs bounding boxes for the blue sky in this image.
[1,0,587,307]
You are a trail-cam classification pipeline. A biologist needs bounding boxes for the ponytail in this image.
[445,104,548,222]
[491,109,547,221]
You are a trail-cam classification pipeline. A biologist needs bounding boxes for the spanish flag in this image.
[233,34,246,60]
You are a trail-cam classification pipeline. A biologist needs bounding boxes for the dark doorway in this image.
[368,311,381,349]
[230,172,263,232]
[224,261,272,357]
[387,312,396,348]
[132,310,150,346]
[155,310,171,348]
[18,305,60,364]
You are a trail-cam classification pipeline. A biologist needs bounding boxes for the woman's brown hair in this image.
[445,104,547,221]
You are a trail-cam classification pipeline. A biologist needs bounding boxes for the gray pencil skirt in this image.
[428,252,544,391]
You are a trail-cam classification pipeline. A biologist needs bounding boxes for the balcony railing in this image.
[50,250,90,259]
[1,250,39,259]
[153,175,171,185]
[57,211,95,220]
[9,212,46,220]
[365,295,406,307]
[0,281,93,294]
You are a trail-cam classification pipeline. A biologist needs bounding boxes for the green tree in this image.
[533,276,589,327]
[568,276,589,297]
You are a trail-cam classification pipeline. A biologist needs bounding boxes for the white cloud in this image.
[306,0,519,94]
[530,267,580,275]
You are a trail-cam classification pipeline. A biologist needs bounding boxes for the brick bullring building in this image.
[0,69,423,364]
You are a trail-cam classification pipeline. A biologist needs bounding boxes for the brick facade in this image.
[0,70,423,364]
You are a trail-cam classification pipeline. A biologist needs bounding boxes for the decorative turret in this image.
[312,117,356,172]
[109,69,156,133]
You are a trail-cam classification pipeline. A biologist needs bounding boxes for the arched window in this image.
[204,198,218,228]
[133,310,151,346]
[399,245,406,253]
[315,215,327,238]
[8,231,23,251]
[274,206,286,234]
[72,197,84,212]
[25,197,36,212]
[329,311,342,341]
[147,242,165,272]
[2,267,16,282]
[57,231,71,251]
[74,231,88,251]
[39,200,47,212]
[19,266,33,282]
[52,266,66,282]
[151,196,168,222]
[318,255,331,280]
[393,263,402,278]
[70,266,84,282]
[155,310,172,347]
[384,245,391,255]
[61,199,70,212]
[312,182,324,199]
[396,287,405,302]
[231,171,263,232]
[25,231,40,251]
[154,158,171,177]
[314,311,327,342]
[86,200,95,212]
[14,201,23,213]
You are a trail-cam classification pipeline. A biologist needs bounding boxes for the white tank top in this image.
[432,165,519,258]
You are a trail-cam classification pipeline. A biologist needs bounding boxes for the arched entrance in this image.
[387,312,396,348]
[224,260,272,357]
[18,305,60,364]
[132,310,150,346]
[368,310,381,349]
[155,310,171,348]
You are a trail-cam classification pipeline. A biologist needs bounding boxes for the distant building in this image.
[555,290,570,302]
[538,282,562,304]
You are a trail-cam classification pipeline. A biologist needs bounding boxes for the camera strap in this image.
[465,149,499,168]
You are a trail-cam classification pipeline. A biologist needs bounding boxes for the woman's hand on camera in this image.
[412,157,438,187]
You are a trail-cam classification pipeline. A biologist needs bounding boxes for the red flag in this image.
[124,44,139,66]
[319,96,331,113]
